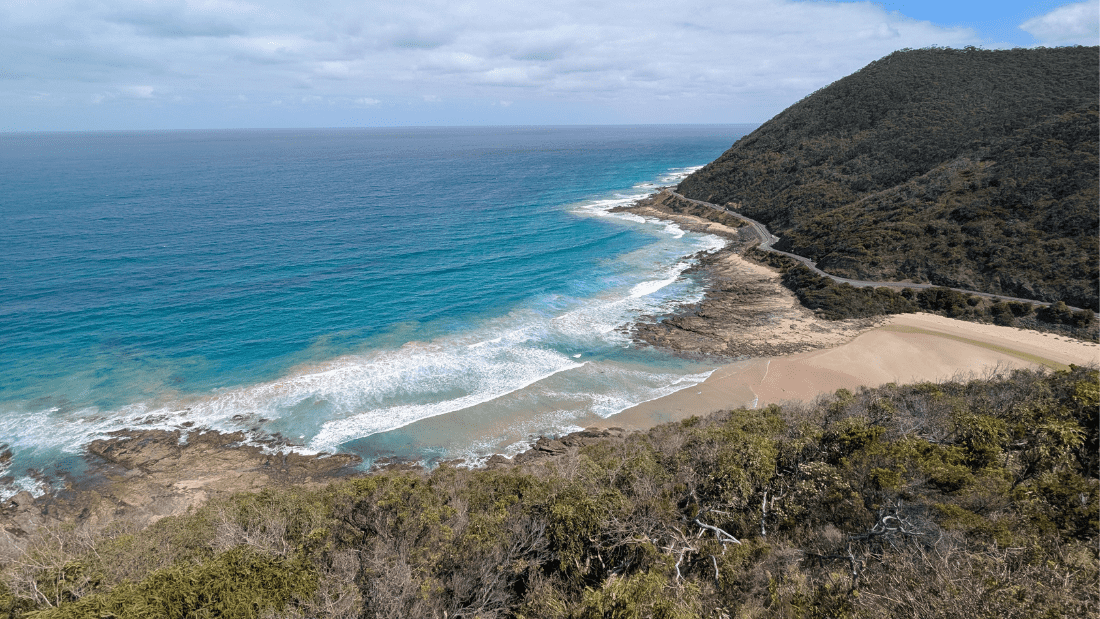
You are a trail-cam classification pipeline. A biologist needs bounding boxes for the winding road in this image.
[666,190,1094,315]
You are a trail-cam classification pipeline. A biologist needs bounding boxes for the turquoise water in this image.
[0,125,753,494]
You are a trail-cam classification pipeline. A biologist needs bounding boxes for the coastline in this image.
[615,190,882,359]
[5,186,1097,550]
[601,189,1100,429]
[1,430,362,548]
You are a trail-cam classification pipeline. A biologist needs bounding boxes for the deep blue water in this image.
[0,125,752,493]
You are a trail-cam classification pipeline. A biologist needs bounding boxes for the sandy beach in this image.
[603,312,1100,430]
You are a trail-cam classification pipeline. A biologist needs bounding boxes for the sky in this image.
[1,0,1097,131]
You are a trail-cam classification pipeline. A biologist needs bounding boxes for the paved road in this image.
[667,190,1094,314]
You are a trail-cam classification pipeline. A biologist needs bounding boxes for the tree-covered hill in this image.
[677,46,1099,310]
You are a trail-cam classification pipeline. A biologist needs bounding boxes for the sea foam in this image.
[0,145,740,493]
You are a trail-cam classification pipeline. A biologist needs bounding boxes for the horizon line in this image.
[1,122,763,135]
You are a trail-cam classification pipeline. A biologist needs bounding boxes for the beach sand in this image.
[601,312,1100,430]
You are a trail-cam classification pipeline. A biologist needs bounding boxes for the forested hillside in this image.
[2,366,1096,617]
[678,47,1099,310]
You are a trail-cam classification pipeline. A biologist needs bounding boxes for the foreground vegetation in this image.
[1,365,1096,618]
[679,46,1099,310]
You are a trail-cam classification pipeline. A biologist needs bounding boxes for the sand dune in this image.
[603,312,1100,430]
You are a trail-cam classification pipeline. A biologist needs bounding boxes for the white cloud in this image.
[480,67,531,86]
[0,0,987,127]
[124,85,156,99]
[1020,1,1100,45]
[314,61,353,79]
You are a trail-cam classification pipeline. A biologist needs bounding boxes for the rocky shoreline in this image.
[614,190,880,358]
[0,425,633,558]
[0,430,359,546]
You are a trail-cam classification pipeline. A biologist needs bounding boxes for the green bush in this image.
[26,548,316,619]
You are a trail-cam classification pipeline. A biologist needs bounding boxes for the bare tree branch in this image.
[694,518,741,546]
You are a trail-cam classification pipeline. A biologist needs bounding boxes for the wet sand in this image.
[602,312,1100,430]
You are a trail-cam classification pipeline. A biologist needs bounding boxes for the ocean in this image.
[0,125,753,496]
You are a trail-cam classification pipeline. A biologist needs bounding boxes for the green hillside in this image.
[678,46,1099,310]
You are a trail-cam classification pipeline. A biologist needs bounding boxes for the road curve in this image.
[666,190,1094,314]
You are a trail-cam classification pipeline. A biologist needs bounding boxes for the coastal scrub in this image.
[2,365,1095,618]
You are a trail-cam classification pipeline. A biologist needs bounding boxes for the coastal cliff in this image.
[678,46,1100,311]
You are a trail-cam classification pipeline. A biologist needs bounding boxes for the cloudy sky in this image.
[2,0,1097,130]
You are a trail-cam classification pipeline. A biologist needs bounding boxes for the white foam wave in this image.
[547,268,693,339]
[592,368,714,418]
[0,236,712,465]
[308,353,584,452]
[610,212,647,224]
[0,477,52,501]
[0,334,582,462]
[630,277,678,298]
[569,195,649,223]
[697,233,727,254]
[0,162,732,489]
[533,364,716,419]
[576,196,640,212]
[657,165,705,184]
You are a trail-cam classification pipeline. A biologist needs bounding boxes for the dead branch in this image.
[846,542,864,591]
[674,547,690,582]
[760,491,767,537]
[694,518,741,546]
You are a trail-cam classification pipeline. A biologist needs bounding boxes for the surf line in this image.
[750,360,771,410]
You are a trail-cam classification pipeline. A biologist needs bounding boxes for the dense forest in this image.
[677,47,1099,310]
[1,365,1095,618]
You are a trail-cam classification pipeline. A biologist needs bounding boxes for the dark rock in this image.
[7,491,35,511]
[485,454,512,468]
[534,437,567,455]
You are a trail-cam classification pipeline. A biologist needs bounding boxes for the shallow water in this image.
[0,125,754,495]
